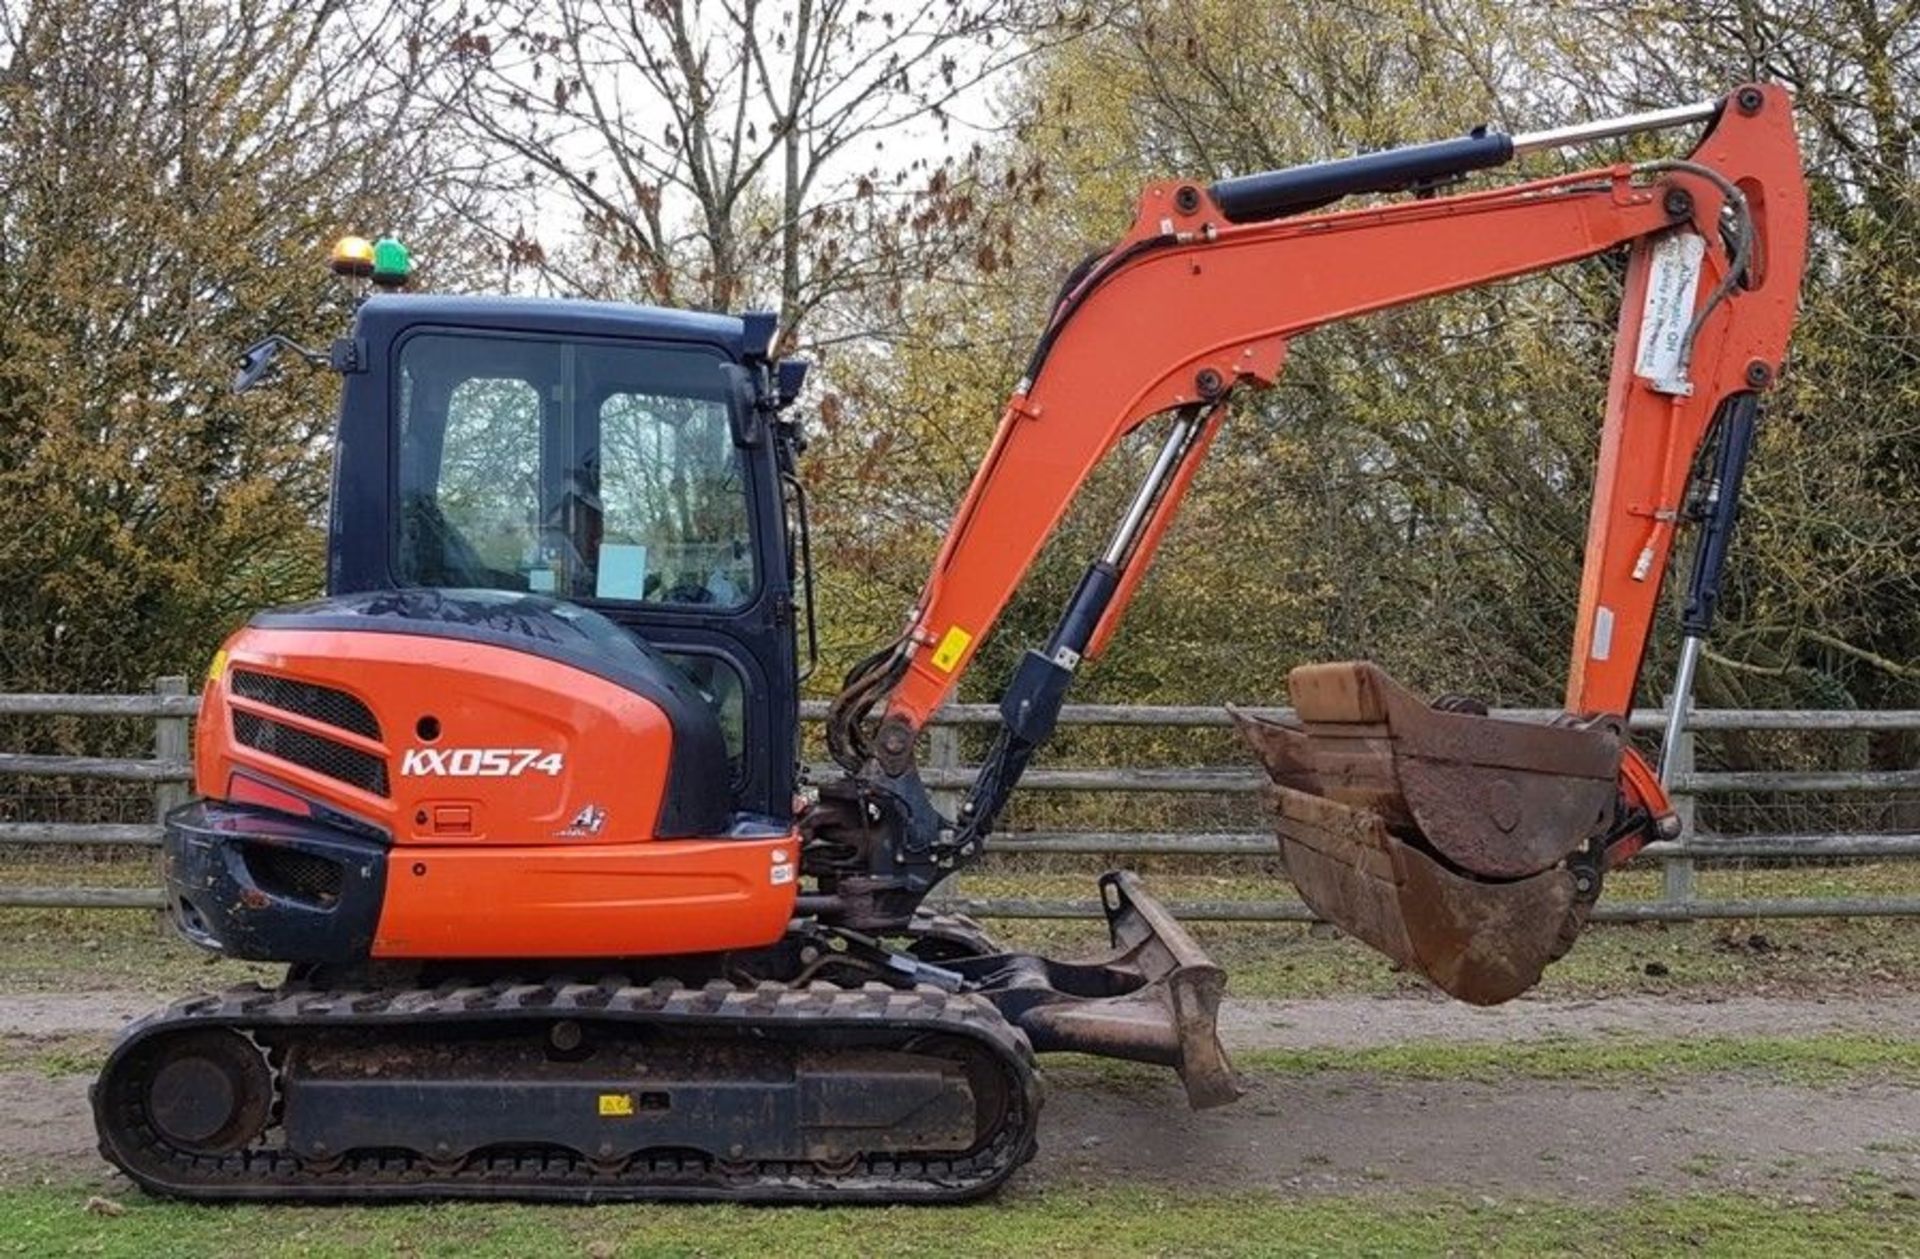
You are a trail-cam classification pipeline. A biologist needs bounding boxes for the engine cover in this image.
[200,589,730,844]
[172,589,797,962]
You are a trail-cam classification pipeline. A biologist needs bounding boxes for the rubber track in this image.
[93,976,1042,1204]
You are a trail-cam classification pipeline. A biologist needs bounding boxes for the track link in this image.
[93,976,1041,1204]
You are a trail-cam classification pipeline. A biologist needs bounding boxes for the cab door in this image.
[576,352,799,821]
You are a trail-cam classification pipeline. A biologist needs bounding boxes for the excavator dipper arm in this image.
[811,85,1806,1005]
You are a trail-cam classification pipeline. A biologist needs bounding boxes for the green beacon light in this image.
[370,236,413,289]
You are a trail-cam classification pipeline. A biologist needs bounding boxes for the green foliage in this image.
[810,0,1588,704]
[812,0,1920,724]
[1530,1,1920,714]
[1,0,1914,754]
[0,1,440,698]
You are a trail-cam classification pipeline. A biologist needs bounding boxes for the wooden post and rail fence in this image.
[1,679,1918,921]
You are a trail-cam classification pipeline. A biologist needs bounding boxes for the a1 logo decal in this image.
[558,804,608,837]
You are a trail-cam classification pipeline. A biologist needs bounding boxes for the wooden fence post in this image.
[152,676,190,826]
[1663,720,1697,915]
[927,724,962,818]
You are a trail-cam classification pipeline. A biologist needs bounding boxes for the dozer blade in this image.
[1236,662,1623,1005]
[953,871,1241,1109]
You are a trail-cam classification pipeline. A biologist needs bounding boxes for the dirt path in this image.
[11,1069,1917,1201]
[1044,1073,1920,1198]
[0,991,168,1038]
[7,990,1917,1200]
[1219,992,1920,1049]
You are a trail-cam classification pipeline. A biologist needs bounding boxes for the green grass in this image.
[0,1182,1914,1258]
[0,1034,109,1077]
[953,854,1920,909]
[992,911,1920,1004]
[0,904,274,993]
[1238,1032,1920,1083]
[969,861,1920,1001]
[0,902,1915,1005]
[0,857,1916,1002]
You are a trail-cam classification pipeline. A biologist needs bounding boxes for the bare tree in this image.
[405,0,1078,343]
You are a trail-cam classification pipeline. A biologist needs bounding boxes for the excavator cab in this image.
[326,297,813,821]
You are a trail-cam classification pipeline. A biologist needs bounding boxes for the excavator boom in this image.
[821,83,1807,1004]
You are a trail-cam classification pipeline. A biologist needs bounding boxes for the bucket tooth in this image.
[1227,704,1323,794]
[1237,661,1622,1005]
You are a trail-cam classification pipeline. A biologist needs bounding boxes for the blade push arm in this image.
[821,84,1805,874]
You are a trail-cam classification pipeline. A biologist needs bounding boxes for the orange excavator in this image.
[95,84,1805,1202]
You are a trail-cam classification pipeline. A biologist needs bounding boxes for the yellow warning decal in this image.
[930,626,973,673]
[206,648,228,684]
[598,1093,634,1117]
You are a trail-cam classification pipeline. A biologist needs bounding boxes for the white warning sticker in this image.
[1591,606,1616,662]
[1634,233,1707,390]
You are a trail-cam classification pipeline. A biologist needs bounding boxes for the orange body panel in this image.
[372,835,798,959]
[197,626,797,958]
[203,628,676,845]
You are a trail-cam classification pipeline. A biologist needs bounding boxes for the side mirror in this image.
[233,337,285,394]
[232,334,329,395]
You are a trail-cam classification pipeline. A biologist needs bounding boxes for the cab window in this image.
[598,388,752,606]
[424,376,541,576]
[394,333,756,609]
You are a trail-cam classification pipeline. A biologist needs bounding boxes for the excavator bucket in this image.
[1235,662,1622,1005]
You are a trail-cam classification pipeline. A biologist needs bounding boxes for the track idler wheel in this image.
[141,1029,274,1155]
[1236,662,1622,1005]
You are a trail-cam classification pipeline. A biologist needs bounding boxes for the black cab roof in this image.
[352,294,747,359]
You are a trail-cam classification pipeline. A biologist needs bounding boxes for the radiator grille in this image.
[229,669,381,740]
[232,710,390,797]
